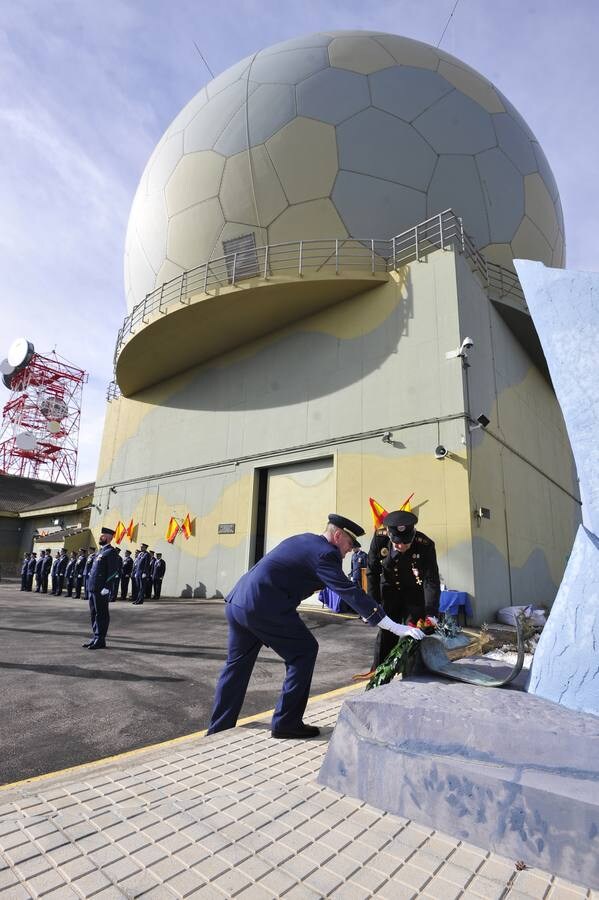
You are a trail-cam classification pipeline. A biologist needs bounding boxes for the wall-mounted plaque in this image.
[218,523,236,534]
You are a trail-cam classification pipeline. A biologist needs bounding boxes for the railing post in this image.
[263,245,269,279]
[459,217,465,253]
[298,241,303,276]
[335,239,339,275]
[439,212,444,250]
[392,236,397,270]
[371,239,375,275]
[179,272,186,304]
[141,297,149,325]
[232,253,237,285]
[203,263,208,294]
[415,224,420,262]
[158,282,166,314]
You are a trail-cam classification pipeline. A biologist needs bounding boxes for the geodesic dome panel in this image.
[124,30,565,313]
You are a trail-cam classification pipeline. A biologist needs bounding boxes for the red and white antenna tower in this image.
[0,338,88,484]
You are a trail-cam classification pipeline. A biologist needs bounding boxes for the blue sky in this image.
[1,0,597,483]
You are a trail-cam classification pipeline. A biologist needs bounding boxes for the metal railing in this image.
[112,209,525,370]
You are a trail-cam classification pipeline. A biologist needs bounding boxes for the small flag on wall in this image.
[399,493,414,512]
[166,517,180,544]
[369,497,388,529]
[181,513,193,540]
[114,521,127,544]
[126,519,135,540]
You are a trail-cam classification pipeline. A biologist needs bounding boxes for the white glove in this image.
[100,588,110,597]
[379,615,425,640]
[427,616,438,625]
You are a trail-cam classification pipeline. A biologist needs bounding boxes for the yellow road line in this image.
[0,681,363,792]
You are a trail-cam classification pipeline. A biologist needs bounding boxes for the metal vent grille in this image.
[223,232,259,283]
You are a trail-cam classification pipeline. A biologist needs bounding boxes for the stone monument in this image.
[319,261,599,888]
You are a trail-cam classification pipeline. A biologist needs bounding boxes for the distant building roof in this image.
[22,481,95,512]
[0,474,73,514]
[33,525,92,544]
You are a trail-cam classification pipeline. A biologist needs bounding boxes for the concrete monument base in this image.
[318,678,599,889]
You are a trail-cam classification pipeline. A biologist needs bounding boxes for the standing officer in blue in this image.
[110,548,123,601]
[152,553,166,599]
[20,553,31,591]
[74,549,87,598]
[131,544,151,604]
[82,527,120,649]
[26,552,37,591]
[41,548,52,593]
[120,550,133,600]
[83,548,96,599]
[34,551,45,593]
[207,514,425,739]
[65,551,77,596]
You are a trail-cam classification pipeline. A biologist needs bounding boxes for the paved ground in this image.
[0,585,374,785]
[0,688,593,900]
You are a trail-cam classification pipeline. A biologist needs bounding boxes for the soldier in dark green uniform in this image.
[368,510,440,670]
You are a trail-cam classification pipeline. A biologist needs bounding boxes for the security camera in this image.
[468,413,490,432]
[435,445,448,460]
[445,337,474,360]
[382,431,392,444]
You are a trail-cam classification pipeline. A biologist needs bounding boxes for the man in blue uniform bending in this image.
[207,514,425,740]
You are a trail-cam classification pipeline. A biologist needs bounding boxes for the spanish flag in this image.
[126,519,135,540]
[114,521,127,545]
[181,513,192,540]
[399,492,414,512]
[369,497,388,529]
[166,517,179,544]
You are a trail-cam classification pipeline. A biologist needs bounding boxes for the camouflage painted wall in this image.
[93,247,578,620]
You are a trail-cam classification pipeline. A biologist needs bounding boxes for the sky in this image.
[1,0,597,484]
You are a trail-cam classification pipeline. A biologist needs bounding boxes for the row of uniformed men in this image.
[20,545,166,602]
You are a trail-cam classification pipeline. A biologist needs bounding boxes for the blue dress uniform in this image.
[41,551,52,593]
[34,554,44,592]
[83,551,96,598]
[74,551,87,598]
[368,510,440,669]
[208,515,386,738]
[132,545,151,604]
[55,551,69,595]
[120,553,133,599]
[83,528,120,649]
[65,553,77,596]
[26,554,37,590]
[20,554,30,591]
[110,551,123,601]
[50,554,60,594]
[152,555,166,598]
[350,548,368,585]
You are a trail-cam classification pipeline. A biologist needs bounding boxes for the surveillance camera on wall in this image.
[445,336,474,360]
[435,445,448,460]
[469,413,490,432]
[382,431,392,444]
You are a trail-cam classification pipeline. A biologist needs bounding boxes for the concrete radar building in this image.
[95,31,579,621]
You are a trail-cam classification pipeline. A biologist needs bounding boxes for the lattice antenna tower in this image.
[0,338,88,484]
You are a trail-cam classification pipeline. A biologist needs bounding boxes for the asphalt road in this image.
[0,585,375,785]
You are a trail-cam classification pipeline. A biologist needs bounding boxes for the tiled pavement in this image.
[0,686,595,899]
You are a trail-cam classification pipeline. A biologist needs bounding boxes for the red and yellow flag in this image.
[166,517,179,544]
[399,493,414,512]
[181,513,192,540]
[114,521,127,545]
[369,497,388,529]
[126,519,135,540]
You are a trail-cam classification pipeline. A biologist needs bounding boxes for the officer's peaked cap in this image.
[140,543,148,550]
[328,514,364,548]
[383,510,418,542]
[101,526,116,536]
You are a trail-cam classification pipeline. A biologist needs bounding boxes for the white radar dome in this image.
[124,30,565,314]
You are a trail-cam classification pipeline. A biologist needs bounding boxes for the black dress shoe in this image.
[132,600,143,605]
[271,723,320,739]
[82,640,95,648]
[88,642,106,649]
